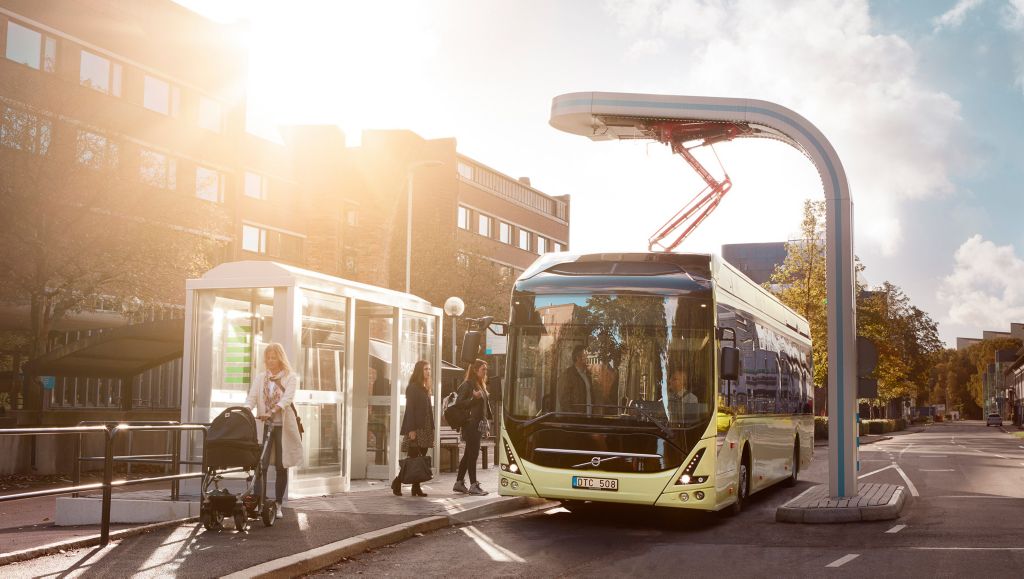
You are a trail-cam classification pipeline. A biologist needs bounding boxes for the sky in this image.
[176,0,1024,347]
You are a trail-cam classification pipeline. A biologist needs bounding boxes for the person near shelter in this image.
[453,359,492,496]
[246,342,303,519]
[559,345,594,414]
[392,360,434,497]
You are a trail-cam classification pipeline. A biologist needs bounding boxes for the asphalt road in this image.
[315,421,1024,578]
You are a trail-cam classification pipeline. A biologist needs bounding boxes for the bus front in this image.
[498,253,722,510]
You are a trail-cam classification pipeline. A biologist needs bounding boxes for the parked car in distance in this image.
[986,413,1003,427]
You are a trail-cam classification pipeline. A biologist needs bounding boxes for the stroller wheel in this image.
[233,508,248,532]
[261,500,276,527]
[202,509,224,531]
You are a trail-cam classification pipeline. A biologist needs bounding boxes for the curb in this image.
[814,435,893,448]
[223,496,549,578]
[0,516,197,566]
[776,483,906,524]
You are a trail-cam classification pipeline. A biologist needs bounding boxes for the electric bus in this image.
[496,252,813,513]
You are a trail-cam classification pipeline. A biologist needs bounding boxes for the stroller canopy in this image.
[206,406,261,469]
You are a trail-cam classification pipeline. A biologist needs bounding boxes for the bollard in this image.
[100,428,114,546]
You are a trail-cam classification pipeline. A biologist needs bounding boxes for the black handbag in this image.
[399,455,433,484]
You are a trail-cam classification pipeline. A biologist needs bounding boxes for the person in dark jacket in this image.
[392,361,434,497]
[453,358,492,496]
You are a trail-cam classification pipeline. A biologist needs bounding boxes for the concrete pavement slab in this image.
[776,482,906,523]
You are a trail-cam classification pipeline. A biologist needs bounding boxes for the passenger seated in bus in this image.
[559,345,594,414]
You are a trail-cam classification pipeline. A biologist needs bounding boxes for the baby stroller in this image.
[200,406,276,532]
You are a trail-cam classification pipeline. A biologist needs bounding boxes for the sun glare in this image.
[243,1,440,143]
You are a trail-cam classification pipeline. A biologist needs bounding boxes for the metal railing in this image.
[0,422,209,546]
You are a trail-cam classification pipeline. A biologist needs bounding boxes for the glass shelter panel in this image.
[366,316,393,476]
[398,313,437,458]
[296,290,347,478]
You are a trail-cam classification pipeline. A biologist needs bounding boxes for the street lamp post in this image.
[405,160,443,294]
[443,297,465,364]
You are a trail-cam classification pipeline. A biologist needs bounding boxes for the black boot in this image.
[411,483,427,497]
[391,477,402,496]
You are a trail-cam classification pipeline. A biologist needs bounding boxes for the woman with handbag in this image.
[392,360,434,497]
[453,358,492,496]
[246,342,304,519]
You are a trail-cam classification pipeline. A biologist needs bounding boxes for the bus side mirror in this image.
[721,347,740,381]
[460,330,482,365]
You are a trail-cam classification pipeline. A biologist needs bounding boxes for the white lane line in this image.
[892,463,920,497]
[919,469,955,472]
[460,525,527,563]
[885,524,907,534]
[899,444,913,460]
[825,554,860,568]
[858,464,895,479]
[911,547,1024,551]
[933,495,1017,499]
[920,455,948,458]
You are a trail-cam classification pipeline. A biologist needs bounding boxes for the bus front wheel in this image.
[727,452,750,516]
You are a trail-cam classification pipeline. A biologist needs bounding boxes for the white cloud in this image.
[626,38,667,58]
[933,0,985,32]
[938,235,1024,328]
[1005,0,1024,29]
[600,0,969,257]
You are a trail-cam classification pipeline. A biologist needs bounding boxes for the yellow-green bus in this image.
[497,252,813,514]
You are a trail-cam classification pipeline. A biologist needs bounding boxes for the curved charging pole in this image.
[550,92,858,498]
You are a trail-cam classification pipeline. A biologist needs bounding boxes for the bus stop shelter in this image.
[180,261,443,496]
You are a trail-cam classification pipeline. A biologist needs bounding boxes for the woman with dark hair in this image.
[453,358,492,496]
[392,360,434,497]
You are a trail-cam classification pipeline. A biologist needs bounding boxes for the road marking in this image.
[919,469,955,472]
[858,464,895,479]
[461,525,526,563]
[892,464,920,497]
[920,455,948,458]
[899,444,913,460]
[544,507,569,515]
[910,547,1024,551]
[933,495,1017,499]
[825,554,860,568]
[885,524,907,534]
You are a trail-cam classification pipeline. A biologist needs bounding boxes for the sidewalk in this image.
[0,468,548,577]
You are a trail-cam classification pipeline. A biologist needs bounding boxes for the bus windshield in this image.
[507,293,714,427]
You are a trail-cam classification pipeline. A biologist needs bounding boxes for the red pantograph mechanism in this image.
[646,121,752,252]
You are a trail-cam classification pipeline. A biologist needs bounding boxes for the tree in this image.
[767,200,828,390]
[0,80,227,415]
[857,282,944,405]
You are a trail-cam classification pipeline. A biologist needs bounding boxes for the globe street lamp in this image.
[443,296,465,365]
[405,160,443,294]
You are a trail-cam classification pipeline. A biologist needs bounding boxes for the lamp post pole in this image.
[405,161,442,294]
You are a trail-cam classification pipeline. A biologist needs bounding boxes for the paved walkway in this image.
[0,468,539,577]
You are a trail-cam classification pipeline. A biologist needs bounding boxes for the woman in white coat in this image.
[246,342,303,518]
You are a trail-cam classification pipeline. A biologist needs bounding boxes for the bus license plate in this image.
[572,476,618,491]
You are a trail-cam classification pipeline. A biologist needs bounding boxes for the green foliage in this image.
[857,282,944,403]
[767,200,828,389]
[925,338,1021,418]
[767,199,943,405]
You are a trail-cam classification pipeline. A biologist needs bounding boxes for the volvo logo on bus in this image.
[591,457,602,467]
[574,455,621,469]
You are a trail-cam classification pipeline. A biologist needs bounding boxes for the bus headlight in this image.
[502,439,521,474]
[678,448,706,485]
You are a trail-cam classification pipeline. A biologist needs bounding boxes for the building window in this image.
[139,149,176,189]
[518,229,531,251]
[456,252,469,267]
[242,224,265,253]
[143,75,180,116]
[499,222,511,244]
[244,171,268,200]
[457,206,469,230]
[198,96,223,133]
[80,50,121,96]
[242,224,303,261]
[5,21,56,72]
[553,242,563,253]
[477,214,491,237]
[195,166,225,203]
[76,130,118,169]
[537,237,547,254]
[346,209,359,227]
[457,161,473,180]
[0,106,51,154]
